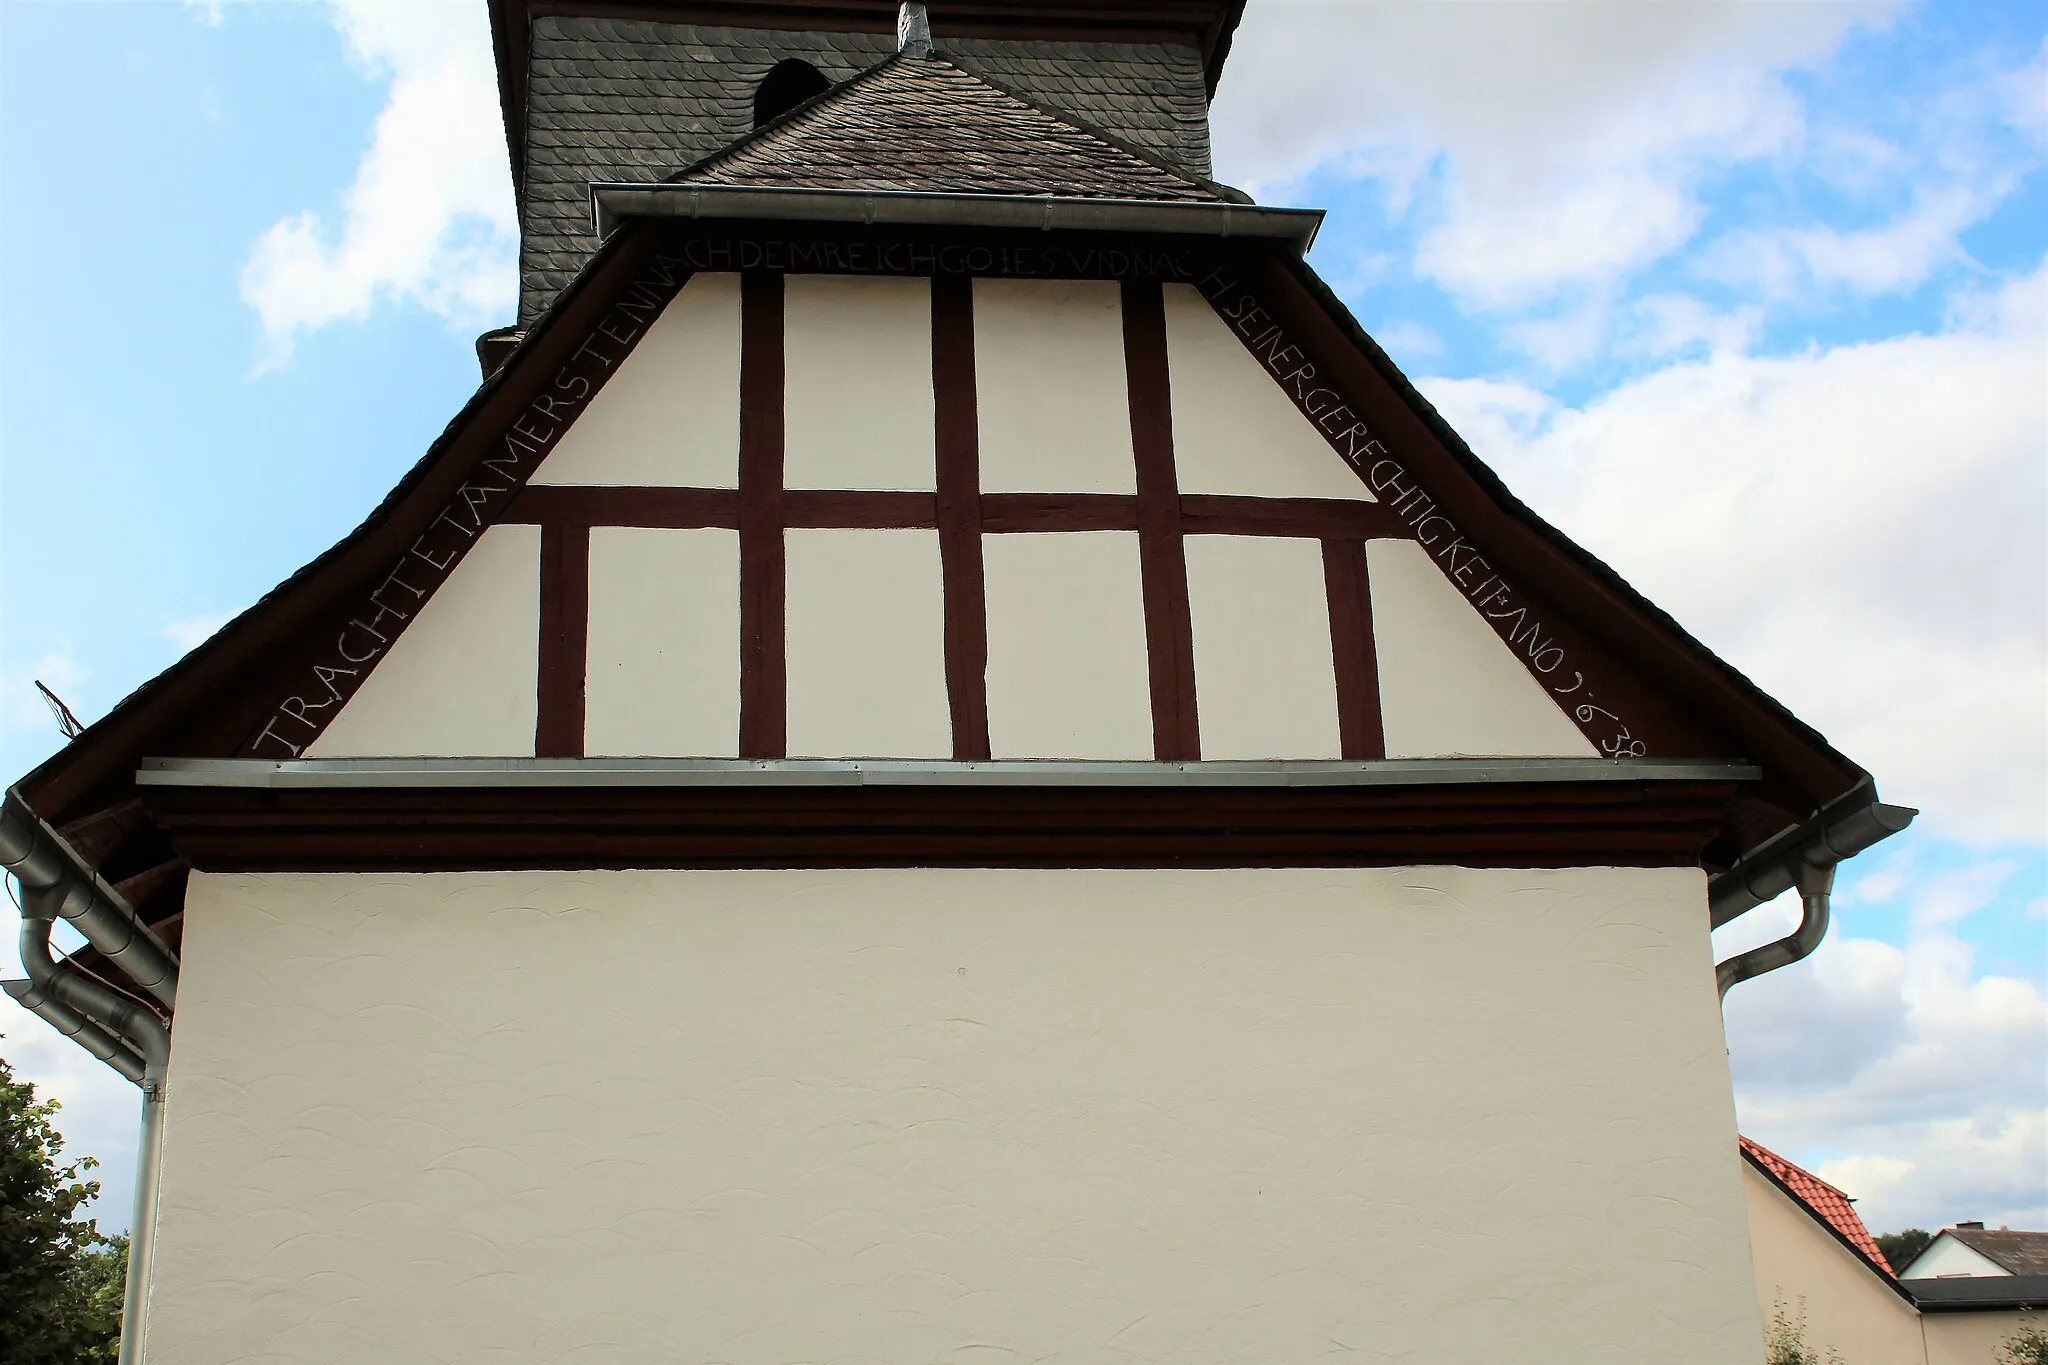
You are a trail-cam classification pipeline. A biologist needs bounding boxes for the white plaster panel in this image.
[150,865,1760,1365]
[1742,1163,1926,1365]
[1366,537,1599,759]
[529,272,741,488]
[973,277,1136,494]
[308,524,538,757]
[1184,535,1342,760]
[981,530,1152,759]
[584,526,739,757]
[784,274,935,491]
[1162,283,1375,502]
[785,529,951,758]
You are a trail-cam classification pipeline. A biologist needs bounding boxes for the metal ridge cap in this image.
[588,183,1326,252]
[138,756,1758,791]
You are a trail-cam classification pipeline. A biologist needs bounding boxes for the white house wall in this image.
[1162,282,1374,502]
[528,272,741,488]
[308,524,540,758]
[784,274,935,491]
[982,530,1154,759]
[584,526,740,758]
[972,277,1137,494]
[147,864,1759,1365]
[785,528,951,758]
[1184,534,1342,759]
[1366,537,1599,759]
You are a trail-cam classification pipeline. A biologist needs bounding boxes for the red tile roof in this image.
[1742,1135,1893,1275]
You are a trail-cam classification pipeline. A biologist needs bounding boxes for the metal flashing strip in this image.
[589,183,1326,254]
[138,756,1757,791]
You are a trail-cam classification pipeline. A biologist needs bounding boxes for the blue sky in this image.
[1,0,2043,1237]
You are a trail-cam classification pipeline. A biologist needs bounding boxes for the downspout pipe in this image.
[1,788,179,1009]
[19,895,170,1365]
[1711,783,1917,999]
[2,977,146,1083]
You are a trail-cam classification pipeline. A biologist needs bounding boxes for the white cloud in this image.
[1213,0,1898,306]
[237,0,515,368]
[1724,912,2048,1231]
[1426,261,2048,843]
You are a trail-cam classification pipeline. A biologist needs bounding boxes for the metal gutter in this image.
[2,788,182,1364]
[1710,780,1916,998]
[588,182,1326,254]
[16,898,170,1365]
[1,789,179,1008]
[138,755,1758,791]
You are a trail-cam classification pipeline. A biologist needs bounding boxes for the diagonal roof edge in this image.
[1740,1136,1910,1299]
[1247,246,1867,823]
[663,49,1246,206]
[14,222,664,820]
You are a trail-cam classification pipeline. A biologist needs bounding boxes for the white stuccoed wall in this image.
[147,865,1762,1364]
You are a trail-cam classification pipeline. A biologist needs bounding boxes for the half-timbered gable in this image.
[303,244,1603,766]
[5,7,1917,1362]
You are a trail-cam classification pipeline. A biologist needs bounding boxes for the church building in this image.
[4,2,1914,1360]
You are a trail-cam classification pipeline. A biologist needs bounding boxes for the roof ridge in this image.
[666,51,1232,205]
[666,50,911,187]
[927,50,1251,205]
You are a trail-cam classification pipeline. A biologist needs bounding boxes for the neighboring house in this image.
[1743,1136,2048,1365]
[3,3,1922,1362]
[1904,1225,2048,1279]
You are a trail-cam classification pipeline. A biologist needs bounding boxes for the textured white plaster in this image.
[1185,535,1342,759]
[785,529,951,758]
[1162,283,1375,502]
[784,274,935,491]
[529,272,741,488]
[584,526,739,757]
[150,865,1760,1365]
[308,524,538,757]
[973,278,1137,494]
[982,530,1152,759]
[1366,537,1599,758]
[1742,1162,1924,1365]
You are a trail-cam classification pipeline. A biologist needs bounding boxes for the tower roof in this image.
[671,50,1240,202]
[489,0,1248,193]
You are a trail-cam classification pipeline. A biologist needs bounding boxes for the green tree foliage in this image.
[1875,1227,1934,1272]
[0,1045,126,1364]
[1765,1296,1845,1365]
[1998,1310,2048,1365]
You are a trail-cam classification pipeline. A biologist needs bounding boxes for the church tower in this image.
[4,5,1912,1362]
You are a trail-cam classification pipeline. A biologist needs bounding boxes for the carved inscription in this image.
[242,251,693,757]
[1192,263,1648,759]
[672,235,1211,283]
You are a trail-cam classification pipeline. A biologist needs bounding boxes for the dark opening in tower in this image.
[754,59,831,127]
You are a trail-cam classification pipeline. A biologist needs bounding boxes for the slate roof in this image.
[1944,1228,2048,1277]
[1742,1136,1894,1275]
[672,52,1238,203]
[520,16,1215,320]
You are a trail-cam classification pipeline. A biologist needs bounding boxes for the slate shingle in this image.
[672,54,1232,204]
[518,16,1215,321]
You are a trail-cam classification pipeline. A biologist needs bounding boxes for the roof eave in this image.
[589,182,1323,252]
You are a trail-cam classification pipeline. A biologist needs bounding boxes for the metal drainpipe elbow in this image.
[1717,856,1836,999]
[1,790,179,1010]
